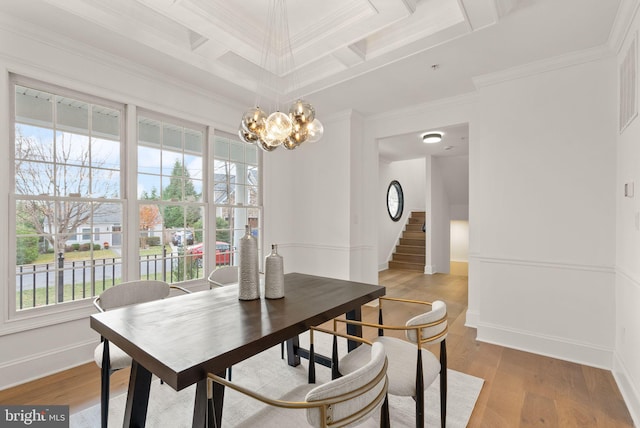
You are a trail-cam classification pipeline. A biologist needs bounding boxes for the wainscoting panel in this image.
[473,256,615,369]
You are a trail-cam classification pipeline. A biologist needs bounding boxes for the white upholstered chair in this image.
[93,280,190,428]
[208,327,390,428]
[207,265,239,288]
[334,298,448,428]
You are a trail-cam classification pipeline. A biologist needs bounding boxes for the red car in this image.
[187,241,232,266]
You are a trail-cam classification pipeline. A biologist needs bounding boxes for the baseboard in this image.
[477,321,613,370]
[378,262,389,272]
[613,352,640,427]
[424,265,435,274]
[0,338,96,391]
[465,310,479,328]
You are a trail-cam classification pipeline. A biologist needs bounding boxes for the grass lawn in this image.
[15,244,203,309]
[32,245,170,264]
[34,249,120,264]
[17,279,118,310]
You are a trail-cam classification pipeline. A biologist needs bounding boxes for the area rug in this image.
[71,334,483,427]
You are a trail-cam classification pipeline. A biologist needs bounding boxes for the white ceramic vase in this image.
[264,244,284,299]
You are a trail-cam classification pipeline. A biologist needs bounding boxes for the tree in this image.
[216,217,230,244]
[16,224,39,265]
[162,160,201,229]
[139,204,162,248]
[140,187,159,201]
[15,128,118,254]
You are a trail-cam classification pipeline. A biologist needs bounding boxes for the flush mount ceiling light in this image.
[422,132,443,144]
[238,0,323,152]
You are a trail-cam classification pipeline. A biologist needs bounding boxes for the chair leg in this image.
[416,349,424,428]
[100,339,111,428]
[331,335,340,380]
[308,342,316,384]
[380,394,390,428]
[440,341,447,428]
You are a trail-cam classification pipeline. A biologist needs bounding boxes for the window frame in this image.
[6,75,126,328]
[212,132,263,270]
[136,109,208,285]
[2,75,263,334]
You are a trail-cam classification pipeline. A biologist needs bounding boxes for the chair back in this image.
[305,342,388,428]
[97,280,171,311]
[405,300,448,345]
[207,265,239,288]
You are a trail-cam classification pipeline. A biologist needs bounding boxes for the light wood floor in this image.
[0,266,634,427]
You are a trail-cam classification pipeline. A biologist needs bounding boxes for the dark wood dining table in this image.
[90,272,385,427]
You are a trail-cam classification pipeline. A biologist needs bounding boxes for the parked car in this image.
[187,241,232,266]
[172,230,194,246]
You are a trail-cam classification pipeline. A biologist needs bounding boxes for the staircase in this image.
[388,211,426,272]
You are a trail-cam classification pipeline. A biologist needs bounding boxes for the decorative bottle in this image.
[264,244,284,299]
[238,225,260,300]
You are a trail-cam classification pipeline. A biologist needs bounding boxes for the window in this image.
[12,77,124,311]
[81,228,91,241]
[9,76,262,318]
[137,113,206,283]
[213,133,261,268]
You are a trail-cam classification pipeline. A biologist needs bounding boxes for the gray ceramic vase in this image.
[238,225,260,300]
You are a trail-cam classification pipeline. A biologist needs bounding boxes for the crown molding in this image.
[472,44,614,89]
[365,91,478,126]
[609,0,640,53]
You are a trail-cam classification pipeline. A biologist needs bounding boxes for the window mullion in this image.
[125,104,139,281]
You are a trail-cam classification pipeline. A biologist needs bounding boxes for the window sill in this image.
[1,299,96,336]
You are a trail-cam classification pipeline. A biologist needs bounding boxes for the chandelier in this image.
[238,0,323,152]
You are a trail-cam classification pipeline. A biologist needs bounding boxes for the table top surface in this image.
[90,272,385,390]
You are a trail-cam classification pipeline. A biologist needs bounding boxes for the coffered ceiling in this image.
[1,0,621,119]
[21,0,499,103]
[0,0,624,166]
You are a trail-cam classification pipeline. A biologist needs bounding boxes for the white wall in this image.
[614,4,640,423]
[450,220,469,262]
[426,157,451,274]
[472,54,617,369]
[266,112,353,280]
[264,110,379,283]
[365,49,621,373]
[377,158,426,270]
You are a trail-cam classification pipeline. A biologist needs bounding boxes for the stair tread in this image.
[390,213,426,272]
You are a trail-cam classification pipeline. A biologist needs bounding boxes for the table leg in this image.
[210,370,226,428]
[346,308,362,352]
[192,379,214,428]
[122,361,152,427]
[286,335,301,367]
